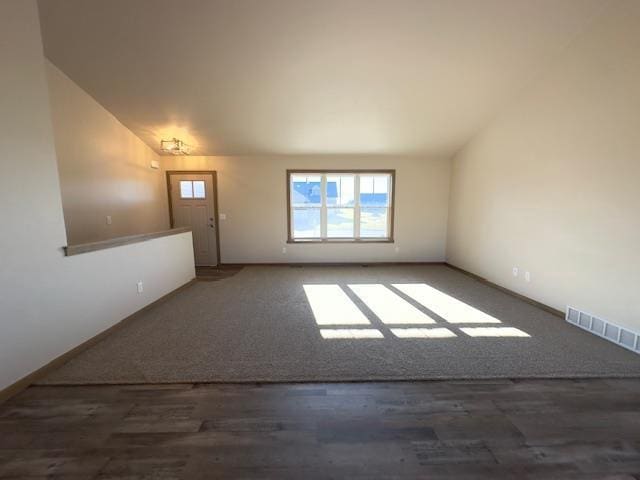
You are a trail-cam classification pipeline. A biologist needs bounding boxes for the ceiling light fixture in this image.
[160,138,192,155]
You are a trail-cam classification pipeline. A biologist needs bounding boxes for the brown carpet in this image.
[40,265,640,384]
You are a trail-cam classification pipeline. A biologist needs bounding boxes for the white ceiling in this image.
[38,0,606,157]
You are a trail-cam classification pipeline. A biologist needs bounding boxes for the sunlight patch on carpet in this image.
[303,284,370,325]
[390,327,457,339]
[392,283,502,324]
[320,329,384,339]
[460,327,530,337]
[348,284,436,324]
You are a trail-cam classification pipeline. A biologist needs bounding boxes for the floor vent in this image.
[566,306,639,354]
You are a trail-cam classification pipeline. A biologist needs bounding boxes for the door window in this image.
[180,180,206,199]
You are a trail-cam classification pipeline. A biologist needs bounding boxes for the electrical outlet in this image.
[512,267,519,277]
[282,247,287,254]
[395,246,400,253]
[525,271,531,282]
[219,213,227,220]
[137,281,143,294]
[106,215,112,225]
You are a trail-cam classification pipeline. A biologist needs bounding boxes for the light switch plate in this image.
[219,213,227,220]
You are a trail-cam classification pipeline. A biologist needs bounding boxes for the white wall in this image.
[163,155,450,263]
[46,61,169,245]
[447,0,640,332]
[0,0,194,392]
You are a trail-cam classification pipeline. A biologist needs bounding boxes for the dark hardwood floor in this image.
[1,379,640,479]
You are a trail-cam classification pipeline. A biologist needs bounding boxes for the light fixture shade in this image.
[161,138,191,155]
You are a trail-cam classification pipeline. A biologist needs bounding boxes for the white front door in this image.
[169,173,218,266]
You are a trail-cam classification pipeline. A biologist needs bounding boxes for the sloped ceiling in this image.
[38,0,606,156]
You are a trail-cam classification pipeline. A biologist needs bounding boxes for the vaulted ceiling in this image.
[38,0,606,156]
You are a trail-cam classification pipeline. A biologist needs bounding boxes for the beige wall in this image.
[163,155,450,263]
[447,0,640,332]
[0,0,194,392]
[46,61,169,244]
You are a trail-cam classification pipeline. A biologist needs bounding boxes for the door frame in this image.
[166,170,221,266]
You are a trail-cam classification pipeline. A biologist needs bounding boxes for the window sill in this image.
[287,238,394,244]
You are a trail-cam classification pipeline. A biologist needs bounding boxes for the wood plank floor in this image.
[195,265,243,282]
[1,379,640,479]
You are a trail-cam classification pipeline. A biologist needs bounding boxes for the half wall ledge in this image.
[64,227,192,256]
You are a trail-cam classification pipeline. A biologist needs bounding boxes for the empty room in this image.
[1,0,639,478]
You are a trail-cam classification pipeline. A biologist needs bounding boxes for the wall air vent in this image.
[566,306,639,354]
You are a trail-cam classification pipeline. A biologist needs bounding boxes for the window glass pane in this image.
[180,181,193,198]
[292,208,321,238]
[291,175,322,206]
[360,174,389,207]
[326,175,355,206]
[374,176,388,195]
[193,181,206,198]
[360,207,388,238]
[289,171,393,241]
[327,208,354,238]
[360,175,373,194]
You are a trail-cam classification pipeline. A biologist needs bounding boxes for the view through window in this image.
[288,171,394,241]
[179,180,206,199]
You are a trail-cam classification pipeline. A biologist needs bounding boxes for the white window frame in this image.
[287,170,394,243]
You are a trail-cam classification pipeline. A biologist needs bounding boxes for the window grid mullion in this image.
[386,174,392,236]
[354,174,361,239]
[320,174,327,239]
[289,171,392,242]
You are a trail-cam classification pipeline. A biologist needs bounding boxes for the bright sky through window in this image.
[289,171,393,241]
[180,180,206,199]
